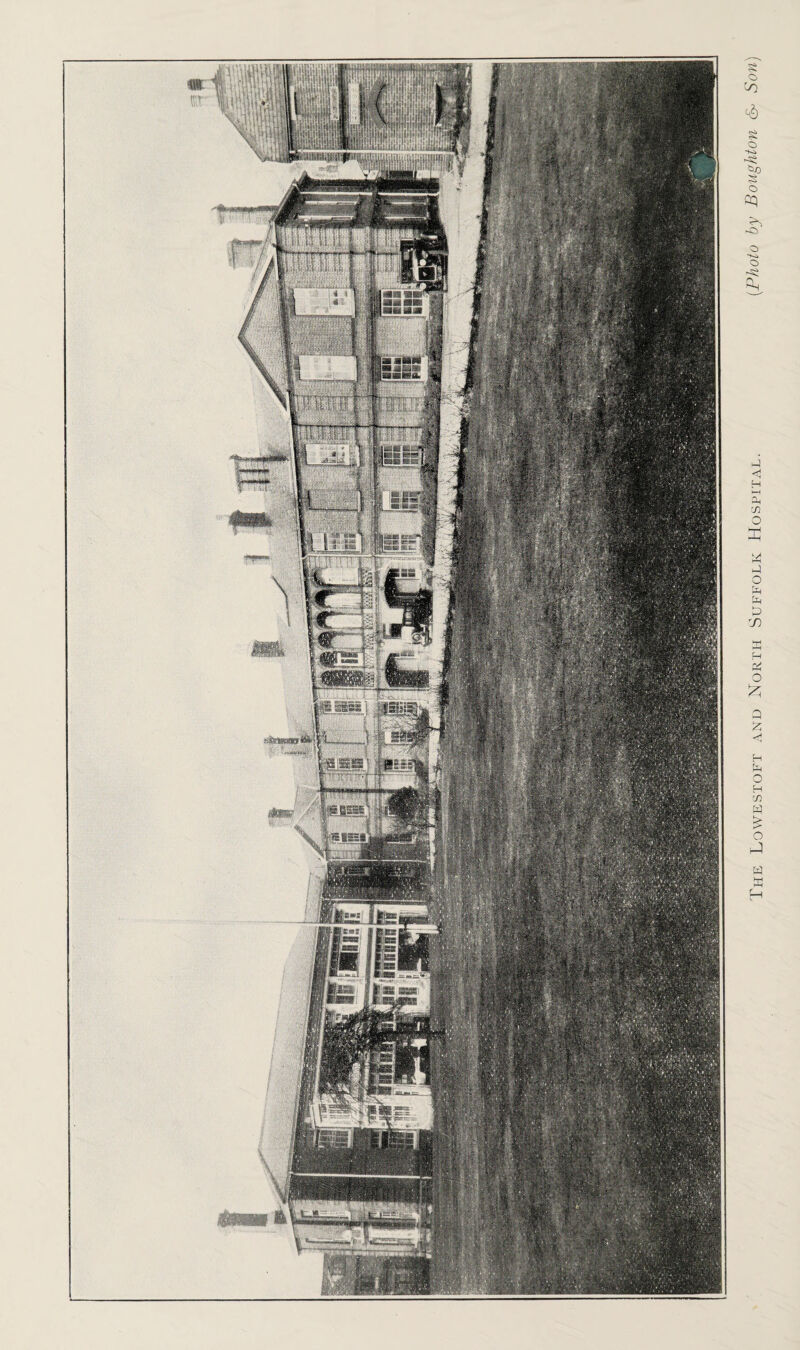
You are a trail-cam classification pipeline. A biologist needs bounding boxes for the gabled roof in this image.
[238,254,289,413]
[248,377,325,864]
[258,872,324,1206]
[214,62,290,162]
[291,785,326,866]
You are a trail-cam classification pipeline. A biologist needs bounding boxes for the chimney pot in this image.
[227,239,265,270]
[217,1210,285,1231]
[264,736,312,759]
[251,641,283,660]
[231,456,271,493]
[214,205,276,227]
[228,510,271,535]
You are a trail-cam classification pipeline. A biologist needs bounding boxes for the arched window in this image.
[314,567,360,587]
[384,568,417,609]
[318,633,363,651]
[320,649,364,667]
[316,612,362,630]
[320,670,365,687]
[314,590,361,610]
[385,654,429,688]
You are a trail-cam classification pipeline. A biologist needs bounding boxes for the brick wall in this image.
[214,61,465,170]
[374,315,428,357]
[286,62,462,165]
[285,61,342,154]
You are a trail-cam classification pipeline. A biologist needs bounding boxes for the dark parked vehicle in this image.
[400,235,448,292]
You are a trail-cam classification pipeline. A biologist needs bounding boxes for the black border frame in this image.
[64,54,725,1304]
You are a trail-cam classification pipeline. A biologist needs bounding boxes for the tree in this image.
[317,1002,442,1110]
[317,1000,408,1103]
[386,786,422,824]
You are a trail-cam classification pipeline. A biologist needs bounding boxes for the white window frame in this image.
[328,533,361,553]
[326,981,357,1006]
[328,920,362,977]
[316,1127,352,1150]
[329,831,368,844]
[379,534,420,554]
[299,354,357,382]
[387,1129,417,1149]
[301,1207,352,1220]
[367,1042,397,1096]
[382,700,418,716]
[379,356,428,383]
[380,444,424,467]
[372,981,419,1007]
[293,288,355,317]
[347,81,361,124]
[296,206,357,225]
[311,532,363,553]
[382,757,415,772]
[367,1230,417,1246]
[324,755,366,771]
[369,1129,417,1150]
[319,1099,355,1121]
[383,490,421,512]
[323,651,364,668]
[380,289,428,317]
[384,729,415,745]
[320,699,366,715]
[328,803,367,817]
[305,443,359,466]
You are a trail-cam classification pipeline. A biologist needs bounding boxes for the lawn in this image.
[430,61,721,1295]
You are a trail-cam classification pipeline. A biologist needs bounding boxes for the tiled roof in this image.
[238,255,289,411]
[258,873,324,1204]
[215,62,290,162]
[247,375,325,863]
[291,785,326,864]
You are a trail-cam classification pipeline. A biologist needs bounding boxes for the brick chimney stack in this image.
[264,736,313,759]
[218,1210,287,1232]
[230,454,286,493]
[187,78,219,108]
[227,240,264,270]
[231,456,269,493]
[228,510,271,535]
[213,205,276,227]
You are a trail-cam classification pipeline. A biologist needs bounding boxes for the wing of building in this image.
[321,1251,431,1296]
[230,173,445,880]
[218,175,448,1276]
[190,62,467,174]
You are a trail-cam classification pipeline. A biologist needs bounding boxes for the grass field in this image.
[430,61,721,1295]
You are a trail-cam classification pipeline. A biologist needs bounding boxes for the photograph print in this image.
[66,57,722,1299]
